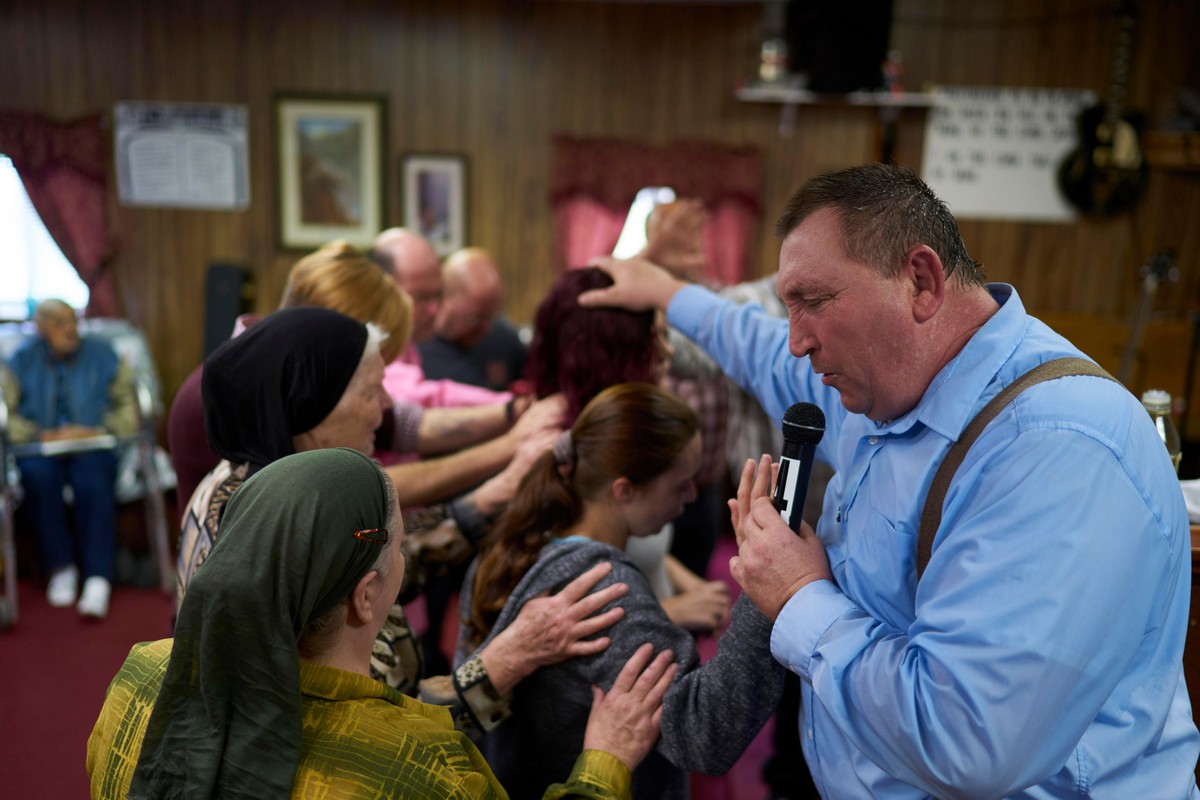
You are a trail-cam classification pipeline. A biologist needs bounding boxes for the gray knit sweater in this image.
[456,537,785,800]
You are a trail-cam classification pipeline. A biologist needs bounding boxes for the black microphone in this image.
[773,402,826,533]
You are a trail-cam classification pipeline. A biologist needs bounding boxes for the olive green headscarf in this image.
[129,448,392,798]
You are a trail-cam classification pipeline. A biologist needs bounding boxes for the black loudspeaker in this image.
[786,1,894,93]
[203,264,254,359]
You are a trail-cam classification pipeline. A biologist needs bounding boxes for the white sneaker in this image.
[46,566,79,607]
[77,576,111,619]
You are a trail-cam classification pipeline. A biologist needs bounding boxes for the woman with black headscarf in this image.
[177,305,383,600]
[89,448,676,799]
[175,306,631,727]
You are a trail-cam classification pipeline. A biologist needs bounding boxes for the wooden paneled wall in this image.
[2,0,1198,418]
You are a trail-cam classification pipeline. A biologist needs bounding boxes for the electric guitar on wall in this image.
[1058,0,1148,216]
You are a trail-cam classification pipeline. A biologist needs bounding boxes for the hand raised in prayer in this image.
[728,455,831,620]
[640,198,709,283]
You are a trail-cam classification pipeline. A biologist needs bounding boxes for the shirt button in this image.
[868,436,878,445]
[808,728,814,739]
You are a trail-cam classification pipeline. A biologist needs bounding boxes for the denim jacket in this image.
[5,337,136,443]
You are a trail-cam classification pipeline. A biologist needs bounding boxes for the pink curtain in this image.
[550,135,763,285]
[553,196,629,269]
[704,201,759,287]
[0,113,116,317]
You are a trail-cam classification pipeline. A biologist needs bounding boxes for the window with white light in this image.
[611,186,677,259]
[0,155,90,320]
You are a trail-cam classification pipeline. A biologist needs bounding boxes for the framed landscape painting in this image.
[276,94,386,250]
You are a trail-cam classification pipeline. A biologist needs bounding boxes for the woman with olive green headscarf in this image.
[87,447,676,799]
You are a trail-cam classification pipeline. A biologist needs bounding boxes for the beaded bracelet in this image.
[452,655,513,733]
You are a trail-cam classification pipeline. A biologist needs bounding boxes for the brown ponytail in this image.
[464,382,698,649]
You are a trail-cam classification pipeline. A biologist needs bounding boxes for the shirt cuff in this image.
[452,654,512,733]
[770,579,857,679]
[562,750,632,799]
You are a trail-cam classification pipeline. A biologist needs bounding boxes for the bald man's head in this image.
[435,248,504,348]
[34,299,80,359]
[373,228,442,342]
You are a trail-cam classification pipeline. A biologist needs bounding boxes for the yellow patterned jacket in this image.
[87,639,631,799]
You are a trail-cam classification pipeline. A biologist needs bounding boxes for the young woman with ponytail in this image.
[458,383,784,800]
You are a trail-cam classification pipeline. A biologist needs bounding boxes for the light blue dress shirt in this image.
[670,282,1200,799]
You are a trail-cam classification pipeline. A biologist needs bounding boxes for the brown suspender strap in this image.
[916,357,1120,582]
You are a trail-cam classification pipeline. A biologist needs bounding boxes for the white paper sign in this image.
[921,87,1095,222]
[115,102,249,210]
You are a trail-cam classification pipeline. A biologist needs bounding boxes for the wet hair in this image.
[775,163,985,287]
[525,268,660,425]
[281,239,414,362]
[464,382,698,649]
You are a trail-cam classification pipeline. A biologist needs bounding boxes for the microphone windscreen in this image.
[782,402,826,445]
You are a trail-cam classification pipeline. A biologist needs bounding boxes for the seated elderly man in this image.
[88,448,676,799]
[418,247,527,393]
[2,299,136,618]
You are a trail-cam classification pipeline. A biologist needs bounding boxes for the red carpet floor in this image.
[0,578,176,799]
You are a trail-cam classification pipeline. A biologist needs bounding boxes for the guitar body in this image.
[1058,103,1149,216]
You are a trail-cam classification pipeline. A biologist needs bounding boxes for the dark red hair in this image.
[525,268,659,425]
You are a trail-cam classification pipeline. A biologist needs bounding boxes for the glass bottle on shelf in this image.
[759,38,788,84]
[1141,388,1182,474]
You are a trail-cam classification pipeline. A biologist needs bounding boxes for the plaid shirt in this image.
[88,639,632,800]
[663,373,730,488]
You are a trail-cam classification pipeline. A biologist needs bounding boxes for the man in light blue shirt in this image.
[581,164,1200,798]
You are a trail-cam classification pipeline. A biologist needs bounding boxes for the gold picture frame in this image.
[275,94,387,250]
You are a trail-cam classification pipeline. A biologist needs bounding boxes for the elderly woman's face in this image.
[299,351,388,455]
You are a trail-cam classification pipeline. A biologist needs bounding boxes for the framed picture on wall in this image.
[402,153,467,257]
[275,94,387,250]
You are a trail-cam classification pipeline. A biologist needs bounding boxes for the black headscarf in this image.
[202,306,368,471]
[129,447,392,798]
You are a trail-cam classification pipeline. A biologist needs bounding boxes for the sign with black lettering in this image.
[921,87,1094,221]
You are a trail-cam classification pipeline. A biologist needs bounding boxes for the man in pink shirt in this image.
[372,228,507,409]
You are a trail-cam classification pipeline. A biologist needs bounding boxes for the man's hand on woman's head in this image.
[578,257,689,313]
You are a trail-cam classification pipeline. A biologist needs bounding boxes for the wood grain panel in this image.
[1,0,1197,429]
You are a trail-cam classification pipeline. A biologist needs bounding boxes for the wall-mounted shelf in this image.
[1144,131,1200,172]
[736,81,938,109]
[736,80,937,155]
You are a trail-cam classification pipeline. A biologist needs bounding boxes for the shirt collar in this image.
[299,659,455,724]
[881,284,1025,442]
